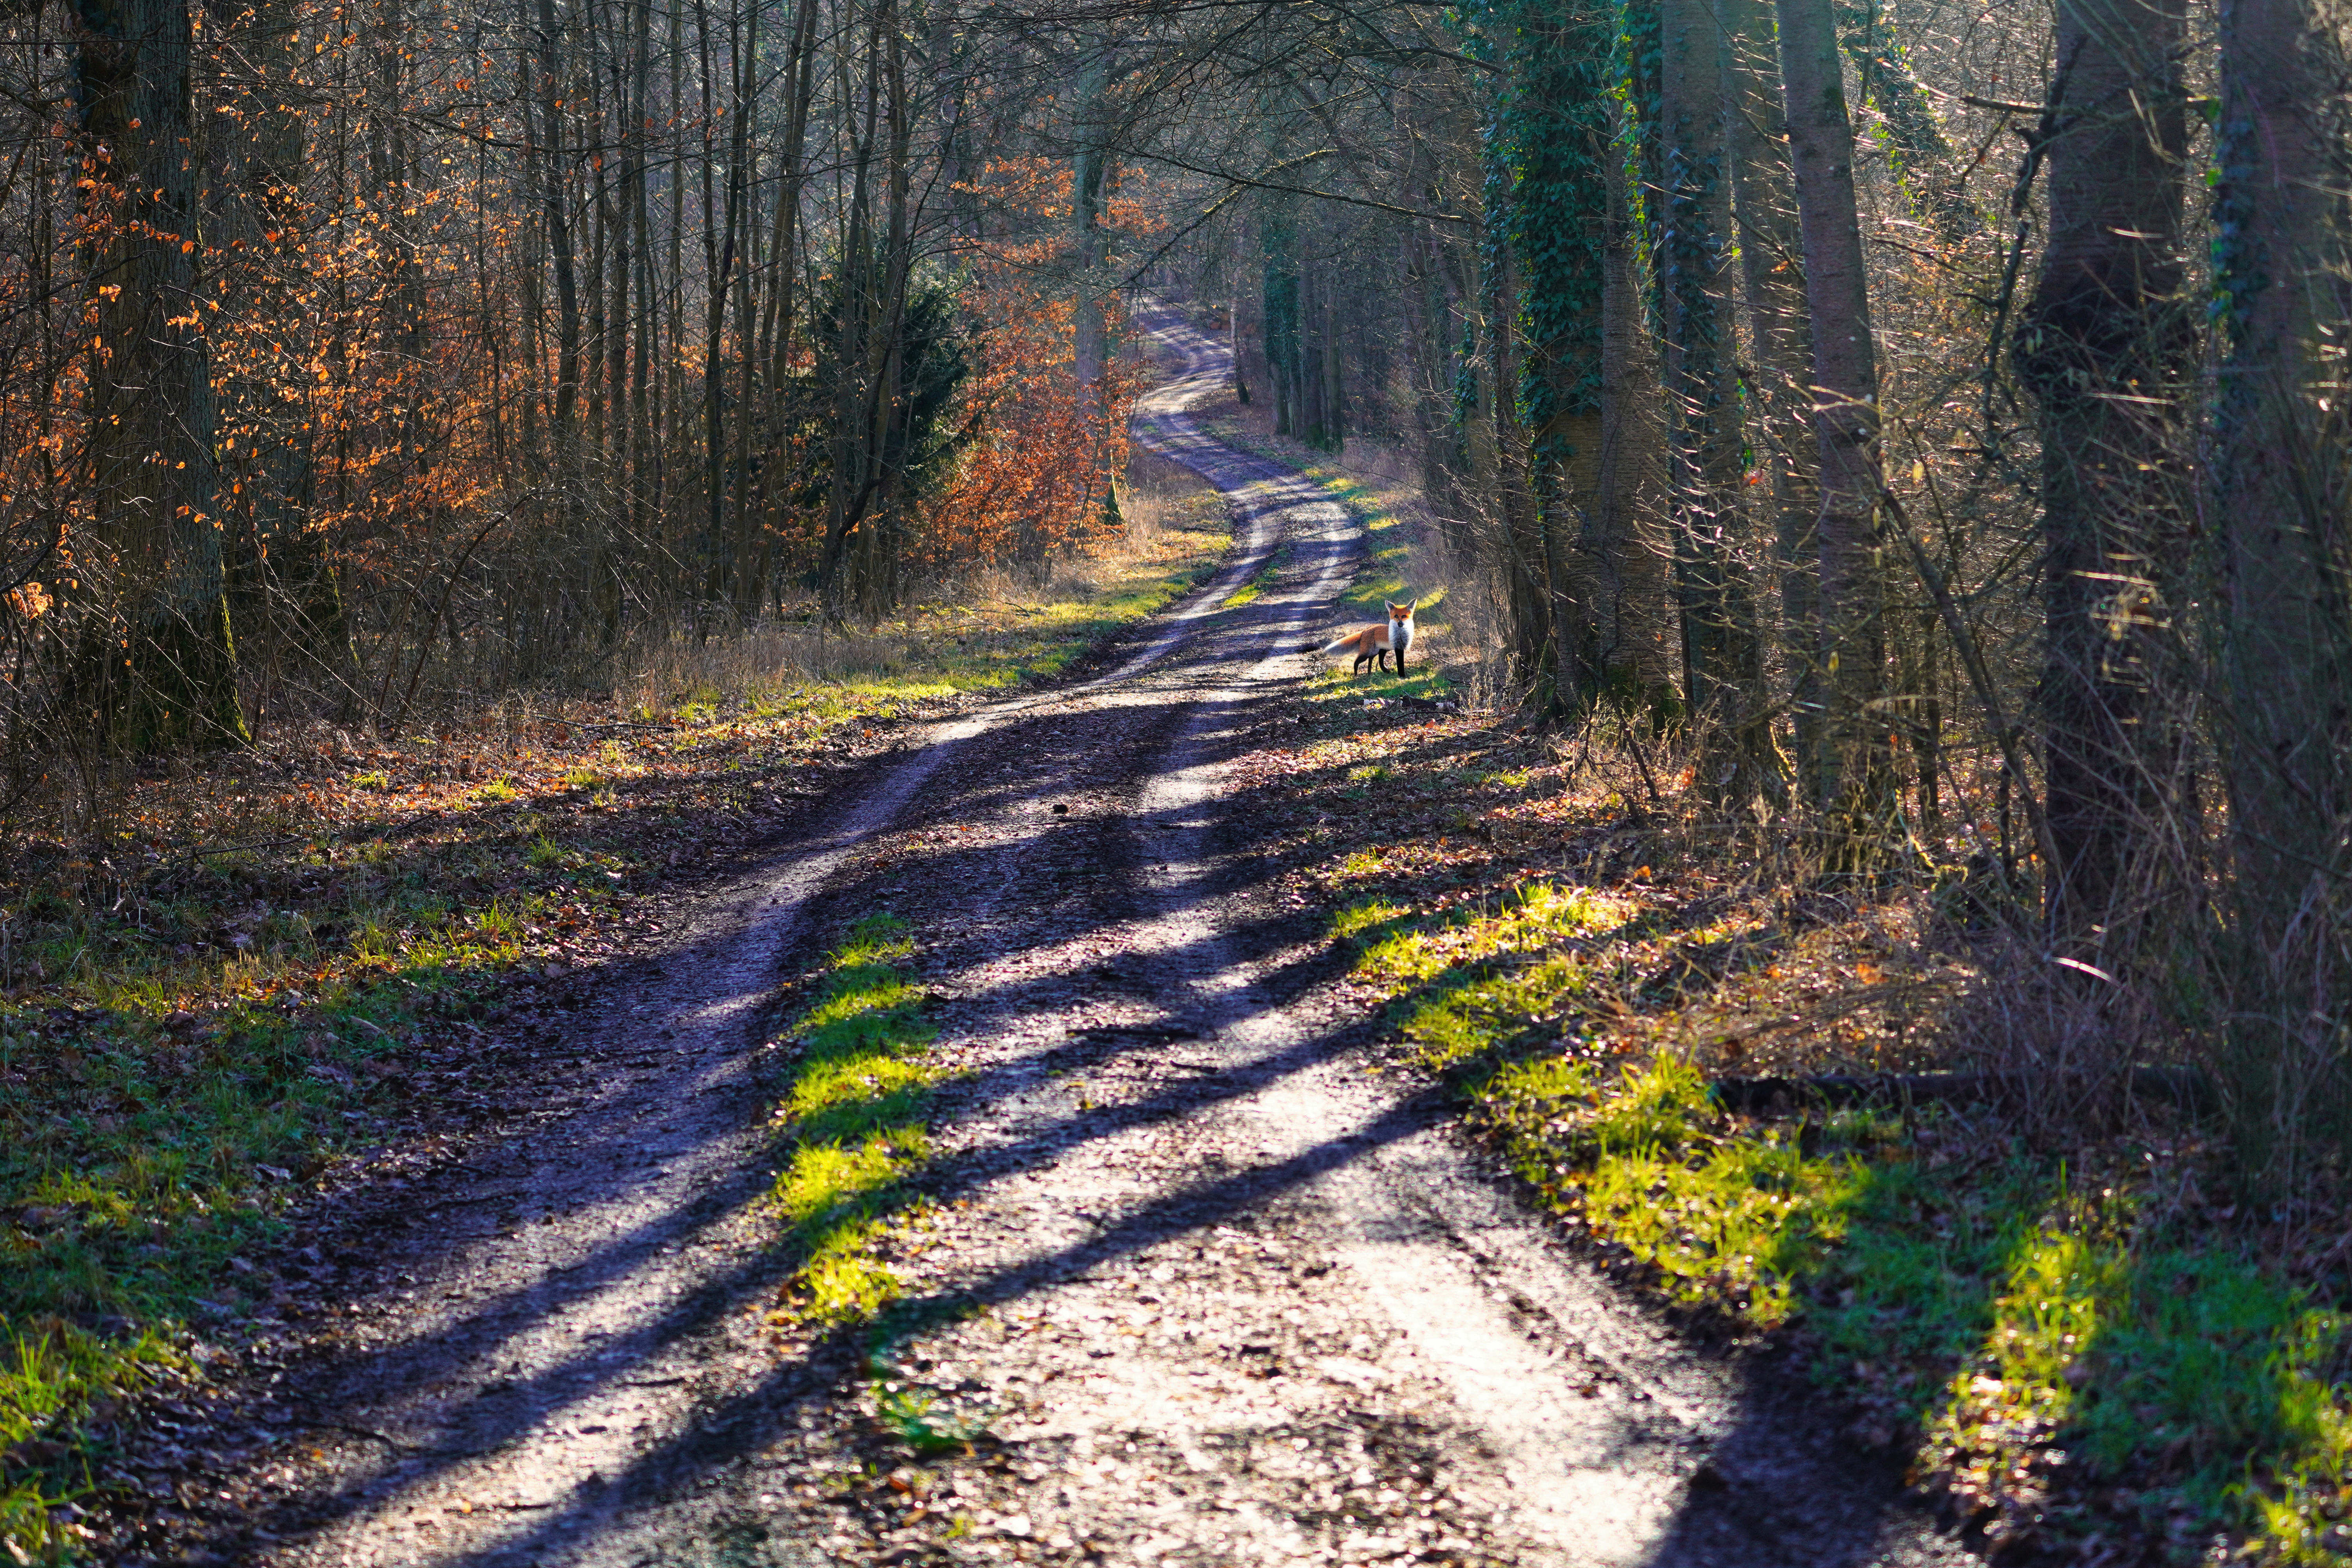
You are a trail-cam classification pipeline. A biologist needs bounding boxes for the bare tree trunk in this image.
[2016,0,2190,949]
[535,0,583,517]
[751,0,821,605]
[1320,268,1345,453]
[1072,42,1110,396]
[2211,0,2352,1185]
[1659,0,1768,798]
[701,0,751,606]
[1593,125,1674,702]
[1261,207,1301,438]
[1724,0,1820,786]
[1778,0,1890,832]
[1488,239,1552,691]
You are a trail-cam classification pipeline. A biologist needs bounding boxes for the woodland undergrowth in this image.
[1237,451,2352,1566]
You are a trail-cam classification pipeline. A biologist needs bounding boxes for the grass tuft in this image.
[872,1382,989,1456]
[767,914,941,1327]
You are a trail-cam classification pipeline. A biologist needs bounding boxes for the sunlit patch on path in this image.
[203,304,1962,1568]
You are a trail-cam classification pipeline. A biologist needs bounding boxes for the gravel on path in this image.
[163,305,1969,1568]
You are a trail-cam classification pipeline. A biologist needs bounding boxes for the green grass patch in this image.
[1331,880,1627,1013]
[768,915,941,1327]
[1223,544,1289,609]
[1331,888,2352,1561]
[0,866,548,1557]
[872,1381,990,1457]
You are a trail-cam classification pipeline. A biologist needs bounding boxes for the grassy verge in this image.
[1294,806,2351,1564]
[1196,439,2350,1560]
[0,488,1229,1561]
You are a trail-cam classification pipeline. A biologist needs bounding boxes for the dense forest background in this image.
[0,0,2345,1183]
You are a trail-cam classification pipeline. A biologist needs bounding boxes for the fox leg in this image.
[1352,649,1374,676]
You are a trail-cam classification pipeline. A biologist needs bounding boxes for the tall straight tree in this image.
[1498,0,1612,708]
[1071,40,1112,395]
[2211,0,2352,1181]
[1591,97,1675,704]
[75,0,246,746]
[1777,0,1889,828]
[2016,0,2190,950]
[1722,0,1819,778]
[1657,0,1767,797]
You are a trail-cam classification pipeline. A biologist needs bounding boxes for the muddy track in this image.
[159,305,1970,1568]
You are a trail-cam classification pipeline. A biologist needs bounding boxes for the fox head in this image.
[1388,600,1416,621]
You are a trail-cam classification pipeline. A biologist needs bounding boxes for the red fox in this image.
[1312,601,1416,675]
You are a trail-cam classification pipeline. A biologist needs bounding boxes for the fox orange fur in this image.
[1312,601,1416,675]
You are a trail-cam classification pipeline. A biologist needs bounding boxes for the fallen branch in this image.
[1709,1065,2212,1113]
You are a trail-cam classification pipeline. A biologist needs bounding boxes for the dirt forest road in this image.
[184,305,1973,1568]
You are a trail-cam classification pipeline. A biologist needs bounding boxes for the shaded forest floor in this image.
[1,380,2346,1566]
[0,480,1232,1560]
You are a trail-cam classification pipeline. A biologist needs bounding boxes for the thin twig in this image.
[1879,486,2060,882]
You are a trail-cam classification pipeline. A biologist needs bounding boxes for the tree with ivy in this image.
[1488,0,1615,709]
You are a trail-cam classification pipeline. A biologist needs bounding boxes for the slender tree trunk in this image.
[74,0,244,747]
[1072,42,1110,396]
[724,0,763,611]
[2211,0,2352,1184]
[1659,0,1768,798]
[701,0,750,606]
[1262,208,1301,438]
[586,61,610,479]
[1724,0,1820,786]
[2016,0,2190,948]
[1487,238,1552,691]
[751,0,820,605]
[1593,115,1674,703]
[1778,0,1890,832]
[1320,270,1345,453]
[817,10,882,612]
[536,0,583,512]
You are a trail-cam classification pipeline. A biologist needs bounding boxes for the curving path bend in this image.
[197,301,1965,1568]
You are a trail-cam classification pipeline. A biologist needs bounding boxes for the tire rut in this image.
[183,305,1967,1568]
